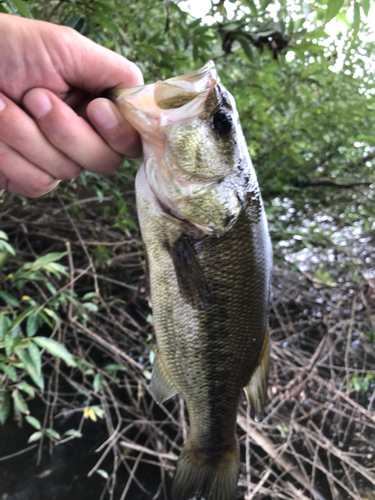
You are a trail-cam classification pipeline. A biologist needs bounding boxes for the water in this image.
[269,196,375,276]
[0,407,161,500]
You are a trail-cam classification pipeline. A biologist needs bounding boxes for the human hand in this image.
[0,13,143,197]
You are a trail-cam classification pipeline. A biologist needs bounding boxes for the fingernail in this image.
[0,97,5,112]
[24,89,52,119]
[91,101,118,130]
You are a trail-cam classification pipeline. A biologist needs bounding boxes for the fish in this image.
[109,61,272,500]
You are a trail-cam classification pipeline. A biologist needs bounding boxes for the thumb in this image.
[62,28,143,94]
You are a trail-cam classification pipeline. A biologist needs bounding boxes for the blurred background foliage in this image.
[0,1,375,498]
[1,0,373,273]
[1,0,374,269]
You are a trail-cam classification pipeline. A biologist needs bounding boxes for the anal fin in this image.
[244,328,270,416]
[150,351,178,403]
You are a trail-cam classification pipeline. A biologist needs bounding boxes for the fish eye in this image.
[211,110,233,135]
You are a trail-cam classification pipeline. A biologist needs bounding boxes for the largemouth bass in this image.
[110,61,272,500]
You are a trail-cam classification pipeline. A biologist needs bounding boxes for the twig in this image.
[0,444,38,461]
[70,317,142,371]
[237,414,325,500]
[120,440,178,462]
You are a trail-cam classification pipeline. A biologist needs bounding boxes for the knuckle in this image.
[56,24,80,46]
[56,162,82,181]
[99,154,122,175]
[0,143,9,165]
[116,131,142,159]
[47,123,72,150]
[26,173,58,198]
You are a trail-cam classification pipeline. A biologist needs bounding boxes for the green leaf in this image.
[38,312,53,329]
[149,350,155,365]
[17,382,35,397]
[0,391,10,424]
[97,17,118,34]
[5,335,21,357]
[245,0,258,17]
[8,305,37,334]
[0,240,16,256]
[26,313,43,337]
[32,337,77,367]
[336,12,351,27]
[0,316,11,341]
[12,389,29,414]
[103,364,126,373]
[236,33,255,62]
[325,0,345,22]
[189,18,202,30]
[83,302,99,312]
[28,341,42,376]
[26,415,41,430]
[82,292,97,301]
[42,308,59,322]
[93,373,103,393]
[96,469,109,479]
[16,348,44,391]
[45,428,61,440]
[38,262,68,277]
[0,291,19,308]
[45,282,57,295]
[65,14,82,28]
[352,1,361,40]
[0,363,17,381]
[361,0,370,16]
[350,375,361,392]
[28,431,42,443]
[127,218,138,230]
[287,18,294,36]
[33,252,68,266]
[0,231,8,241]
[0,251,9,270]
[91,406,104,418]
[7,0,32,18]
[64,429,82,438]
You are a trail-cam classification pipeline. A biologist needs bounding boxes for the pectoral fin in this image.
[168,235,211,310]
[150,351,178,403]
[244,328,270,416]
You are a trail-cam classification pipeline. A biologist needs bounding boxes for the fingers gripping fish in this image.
[108,61,272,500]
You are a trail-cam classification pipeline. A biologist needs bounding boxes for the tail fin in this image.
[172,442,239,500]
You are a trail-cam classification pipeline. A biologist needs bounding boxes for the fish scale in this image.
[109,61,272,500]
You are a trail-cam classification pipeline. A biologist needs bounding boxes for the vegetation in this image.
[0,0,375,499]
